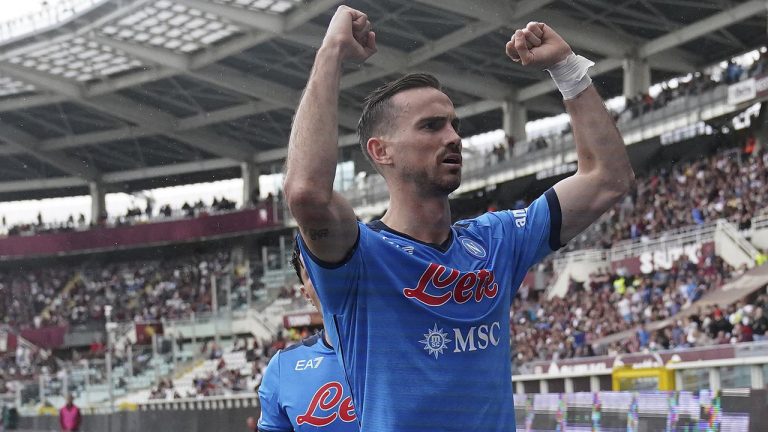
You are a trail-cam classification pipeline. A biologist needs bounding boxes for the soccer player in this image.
[257,244,358,432]
[284,6,634,431]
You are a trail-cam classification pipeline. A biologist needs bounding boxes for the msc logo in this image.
[419,322,500,358]
[459,237,486,259]
[453,322,501,353]
[419,324,452,359]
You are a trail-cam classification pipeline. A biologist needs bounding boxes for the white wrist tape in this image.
[546,53,595,100]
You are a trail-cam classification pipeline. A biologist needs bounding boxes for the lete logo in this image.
[296,382,356,426]
[403,263,499,307]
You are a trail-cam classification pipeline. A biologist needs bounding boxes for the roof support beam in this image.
[639,0,766,58]
[94,35,361,130]
[0,99,284,156]
[0,176,87,194]
[0,94,69,113]
[83,94,255,161]
[0,122,100,181]
[181,1,554,102]
[0,96,534,189]
[71,0,337,96]
[0,60,255,162]
[0,63,253,161]
[414,0,699,72]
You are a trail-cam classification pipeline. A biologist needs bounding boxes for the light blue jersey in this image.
[299,189,562,431]
[258,331,358,432]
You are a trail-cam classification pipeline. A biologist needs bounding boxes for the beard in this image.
[400,164,461,196]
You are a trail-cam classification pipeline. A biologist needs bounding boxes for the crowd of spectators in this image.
[511,251,736,371]
[0,268,73,328]
[48,252,233,326]
[0,196,245,238]
[566,140,768,251]
[147,327,314,400]
[1,250,247,331]
[622,52,768,122]
[611,296,768,357]
[622,72,718,120]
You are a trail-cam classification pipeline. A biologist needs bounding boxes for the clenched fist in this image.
[505,22,571,69]
[322,5,377,62]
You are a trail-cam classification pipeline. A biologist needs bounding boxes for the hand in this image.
[505,22,571,69]
[322,6,377,62]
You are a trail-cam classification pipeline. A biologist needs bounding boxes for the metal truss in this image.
[0,0,763,196]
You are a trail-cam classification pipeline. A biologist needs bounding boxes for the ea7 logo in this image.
[295,356,324,371]
[453,322,501,353]
[511,209,526,228]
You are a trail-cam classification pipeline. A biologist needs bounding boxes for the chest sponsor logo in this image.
[419,324,452,359]
[295,356,324,371]
[403,263,499,306]
[296,381,356,426]
[459,237,486,259]
[419,321,501,359]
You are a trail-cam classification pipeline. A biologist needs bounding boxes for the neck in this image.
[380,182,452,245]
[321,325,333,348]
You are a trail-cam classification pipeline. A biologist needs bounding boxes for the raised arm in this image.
[507,23,634,245]
[284,6,376,263]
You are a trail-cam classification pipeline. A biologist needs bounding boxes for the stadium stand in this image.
[568,141,768,251]
[1,195,241,237]
[2,1,768,431]
[511,252,735,369]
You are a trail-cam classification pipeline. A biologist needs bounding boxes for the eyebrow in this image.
[418,115,461,130]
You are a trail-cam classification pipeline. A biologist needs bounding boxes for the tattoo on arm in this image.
[309,228,330,240]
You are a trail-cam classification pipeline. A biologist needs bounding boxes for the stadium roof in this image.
[0,0,764,200]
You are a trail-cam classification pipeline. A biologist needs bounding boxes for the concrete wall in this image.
[19,389,768,431]
[19,406,259,432]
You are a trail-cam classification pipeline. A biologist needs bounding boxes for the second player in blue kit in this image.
[257,245,358,432]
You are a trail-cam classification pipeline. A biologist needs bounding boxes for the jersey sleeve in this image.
[297,221,368,315]
[257,352,292,432]
[489,189,562,290]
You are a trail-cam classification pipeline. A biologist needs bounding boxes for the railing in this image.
[0,203,280,259]
[620,85,730,144]
[511,389,757,431]
[512,340,768,396]
[137,392,259,411]
[752,213,768,231]
[717,218,760,260]
[547,217,762,277]
[552,249,610,274]
[610,220,719,261]
[0,0,107,44]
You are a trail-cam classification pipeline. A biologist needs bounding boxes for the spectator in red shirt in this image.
[246,416,257,432]
[59,395,81,432]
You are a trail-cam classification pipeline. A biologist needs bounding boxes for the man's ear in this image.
[367,137,393,166]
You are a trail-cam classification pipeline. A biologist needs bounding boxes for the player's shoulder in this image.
[280,332,327,357]
[454,211,508,231]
